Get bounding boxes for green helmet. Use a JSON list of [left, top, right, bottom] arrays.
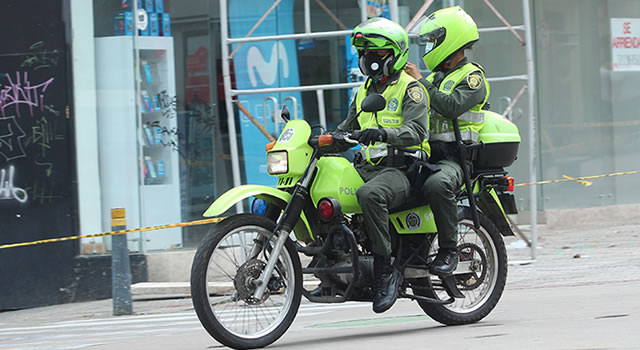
[[351, 17, 409, 78], [410, 6, 479, 71]]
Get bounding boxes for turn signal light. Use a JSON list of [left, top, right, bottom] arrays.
[[265, 141, 276, 152], [318, 135, 333, 147], [505, 176, 515, 192]]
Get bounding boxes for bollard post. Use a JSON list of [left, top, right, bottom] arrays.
[[111, 208, 133, 316]]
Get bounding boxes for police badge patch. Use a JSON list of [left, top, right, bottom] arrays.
[[467, 73, 482, 89], [387, 98, 399, 111], [408, 86, 424, 103], [443, 80, 455, 91]]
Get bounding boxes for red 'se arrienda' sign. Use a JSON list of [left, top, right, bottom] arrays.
[[611, 18, 640, 70]]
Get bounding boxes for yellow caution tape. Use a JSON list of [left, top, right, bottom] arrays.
[[515, 170, 640, 187], [561, 175, 592, 187], [0, 217, 224, 250], [3, 169, 639, 250]]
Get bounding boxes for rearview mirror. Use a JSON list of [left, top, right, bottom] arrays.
[[281, 105, 290, 122], [361, 93, 386, 113]]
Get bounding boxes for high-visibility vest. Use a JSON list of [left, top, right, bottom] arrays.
[[355, 71, 431, 165], [427, 62, 490, 143]]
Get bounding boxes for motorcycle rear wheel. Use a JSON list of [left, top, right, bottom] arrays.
[[190, 214, 302, 349], [416, 206, 508, 325]]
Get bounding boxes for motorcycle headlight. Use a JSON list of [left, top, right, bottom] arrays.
[[267, 151, 288, 174]]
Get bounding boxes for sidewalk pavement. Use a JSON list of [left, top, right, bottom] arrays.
[[3, 216, 640, 326]]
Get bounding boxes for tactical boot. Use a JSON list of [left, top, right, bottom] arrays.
[[372, 254, 402, 313], [429, 248, 459, 276]]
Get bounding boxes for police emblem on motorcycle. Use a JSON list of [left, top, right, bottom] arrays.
[[405, 212, 421, 230], [279, 128, 294, 143], [387, 98, 398, 111]]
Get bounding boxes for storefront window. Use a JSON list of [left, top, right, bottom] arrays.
[[533, 0, 640, 209], [93, 0, 232, 250], [89, 0, 640, 251]]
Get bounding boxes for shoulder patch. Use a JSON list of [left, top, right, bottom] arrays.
[[442, 80, 455, 91], [387, 98, 399, 111], [408, 86, 425, 103], [467, 73, 483, 89]]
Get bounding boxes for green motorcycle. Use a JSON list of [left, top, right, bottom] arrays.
[[190, 94, 521, 349]]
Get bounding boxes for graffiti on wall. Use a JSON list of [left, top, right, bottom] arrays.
[[0, 41, 68, 206]]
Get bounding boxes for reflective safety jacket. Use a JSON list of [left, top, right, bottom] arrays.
[[427, 62, 490, 143], [355, 71, 431, 165]]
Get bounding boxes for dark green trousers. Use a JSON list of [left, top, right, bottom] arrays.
[[356, 164, 411, 257], [421, 158, 464, 250]]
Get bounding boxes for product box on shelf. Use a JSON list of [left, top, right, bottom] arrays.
[[145, 0, 155, 12], [152, 95, 161, 110], [155, 0, 164, 13], [122, 0, 131, 8], [149, 13, 159, 36], [113, 11, 134, 36], [142, 60, 153, 83], [145, 156, 157, 178], [141, 91, 154, 112], [156, 160, 166, 177], [161, 13, 171, 36], [153, 127, 163, 144], [143, 124, 155, 145], [139, 23, 151, 36]]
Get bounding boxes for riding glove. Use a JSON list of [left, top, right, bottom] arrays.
[[358, 128, 387, 145]]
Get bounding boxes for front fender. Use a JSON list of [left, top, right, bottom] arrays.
[[203, 185, 314, 242]]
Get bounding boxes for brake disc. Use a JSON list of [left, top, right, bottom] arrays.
[[233, 259, 269, 305]]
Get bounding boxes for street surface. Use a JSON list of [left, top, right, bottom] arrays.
[[2, 218, 640, 349]]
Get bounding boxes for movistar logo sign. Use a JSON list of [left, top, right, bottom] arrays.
[[247, 42, 289, 87]]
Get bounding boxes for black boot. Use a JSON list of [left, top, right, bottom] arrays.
[[429, 248, 459, 276], [372, 254, 402, 313]]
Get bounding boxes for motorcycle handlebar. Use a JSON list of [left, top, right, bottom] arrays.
[[309, 132, 359, 147]]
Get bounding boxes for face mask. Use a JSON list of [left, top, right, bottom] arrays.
[[359, 51, 387, 80]]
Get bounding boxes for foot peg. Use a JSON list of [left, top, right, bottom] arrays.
[[441, 275, 464, 299]]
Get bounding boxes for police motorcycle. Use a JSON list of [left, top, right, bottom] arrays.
[[190, 93, 521, 349]]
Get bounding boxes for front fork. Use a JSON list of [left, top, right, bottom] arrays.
[[253, 155, 317, 300]]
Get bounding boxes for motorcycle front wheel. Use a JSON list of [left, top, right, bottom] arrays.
[[416, 206, 508, 325], [190, 214, 302, 349]]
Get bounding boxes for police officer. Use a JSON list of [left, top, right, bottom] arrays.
[[405, 6, 489, 276], [326, 17, 429, 313]]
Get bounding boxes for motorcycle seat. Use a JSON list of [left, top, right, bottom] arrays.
[[389, 167, 507, 214], [389, 195, 429, 214]]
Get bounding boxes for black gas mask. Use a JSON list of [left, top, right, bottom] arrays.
[[359, 51, 394, 82]]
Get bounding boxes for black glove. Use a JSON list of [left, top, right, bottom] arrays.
[[357, 128, 387, 145]]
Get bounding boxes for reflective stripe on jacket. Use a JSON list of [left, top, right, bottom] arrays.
[[427, 62, 489, 143], [355, 71, 431, 165]]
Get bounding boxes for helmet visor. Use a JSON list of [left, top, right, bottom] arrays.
[[351, 32, 394, 51], [409, 16, 446, 57]]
